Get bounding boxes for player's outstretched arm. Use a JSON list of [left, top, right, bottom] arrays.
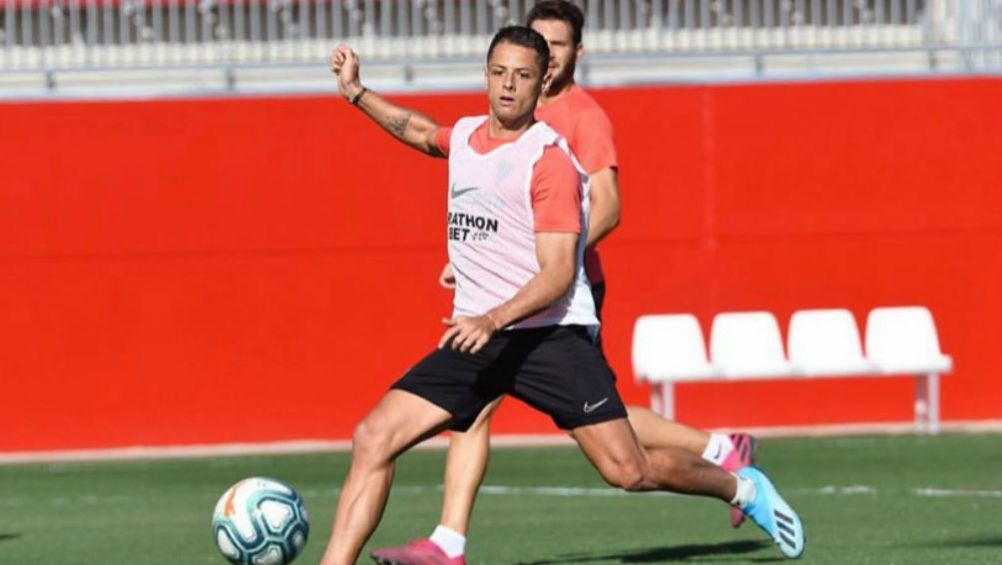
[[440, 232, 578, 354], [330, 45, 445, 158]]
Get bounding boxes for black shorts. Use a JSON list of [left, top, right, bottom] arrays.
[[392, 325, 627, 431]]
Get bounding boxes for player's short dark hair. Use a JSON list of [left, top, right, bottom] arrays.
[[527, 0, 585, 46], [486, 25, 550, 78]]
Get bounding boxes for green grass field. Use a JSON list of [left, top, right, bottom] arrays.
[[1, 433, 1000, 565]]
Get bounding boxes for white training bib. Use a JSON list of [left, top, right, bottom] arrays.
[[447, 115, 598, 330]]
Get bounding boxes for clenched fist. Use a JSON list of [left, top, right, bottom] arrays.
[[330, 45, 364, 102]]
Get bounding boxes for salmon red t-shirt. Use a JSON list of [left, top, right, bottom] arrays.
[[535, 85, 618, 175], [535, 85, 618, 283], [433, 121, 582, 234]]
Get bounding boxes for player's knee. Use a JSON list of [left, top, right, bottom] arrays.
[[598, 461, 647, 492], [351, 418, 393, 464], [620, 464, 649, 492]]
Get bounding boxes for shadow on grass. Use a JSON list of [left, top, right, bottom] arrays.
[[911, 534, 1002, 549], [0, 533, 21, 542], [510, 539, 775, 564]]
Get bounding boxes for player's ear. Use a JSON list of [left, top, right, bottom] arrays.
[[483, 65, 489, 89], [575, 41, 584, 62]]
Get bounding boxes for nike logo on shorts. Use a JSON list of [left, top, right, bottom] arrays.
[[583, 398, 609, 413]]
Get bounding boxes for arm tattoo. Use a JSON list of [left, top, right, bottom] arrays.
[[388, 112, 412, 137]]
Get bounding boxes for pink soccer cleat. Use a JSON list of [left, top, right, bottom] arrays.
[[371, 539, 467, 565], [722, 432, 758, 528]]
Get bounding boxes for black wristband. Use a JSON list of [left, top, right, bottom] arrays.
[[350, 87, 368, 106]]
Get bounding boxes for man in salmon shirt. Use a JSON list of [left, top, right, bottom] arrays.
[[325, 22, 804, 565], [373, 3, 760, 564]]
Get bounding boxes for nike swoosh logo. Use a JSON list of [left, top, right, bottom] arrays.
[[450, 184, 480, 199], [583, 398, 609, 413]]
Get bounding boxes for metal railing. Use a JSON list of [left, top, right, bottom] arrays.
[[1, 1, 1000, 73]]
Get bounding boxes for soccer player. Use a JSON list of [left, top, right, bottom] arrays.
[[322, 26, 804, 565], [374, 3, 757, 564]]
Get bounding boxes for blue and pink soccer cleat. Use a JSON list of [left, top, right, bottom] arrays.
[[736, 466, 806, 559]]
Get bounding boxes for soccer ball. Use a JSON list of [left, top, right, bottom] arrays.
[[212, 477, 310, 565]]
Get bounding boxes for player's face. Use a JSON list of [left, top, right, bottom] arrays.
[[485, 41, 544, 125], [530, 19, 582, 92]]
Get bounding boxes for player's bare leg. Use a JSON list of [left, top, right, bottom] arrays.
[[431, 401, 731, 546], [319, 390, 453, 565], [571, 417, 736, 497], [627, 405, 757, 527], [570, 418, 804, 559], [626, 405, 710, 452], [440, 397, 503, 535], [369, 398, 502, 564]]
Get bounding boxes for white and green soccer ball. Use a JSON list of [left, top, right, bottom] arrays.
[[212, 477, 309, 565]]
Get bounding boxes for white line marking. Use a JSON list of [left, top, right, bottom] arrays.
[[817, 485, 878, 495], [475, 485, 1002, 499], [3, 484, 1001, 507], [913, 487, 1002, 498]]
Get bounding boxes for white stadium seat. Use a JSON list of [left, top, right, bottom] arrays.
[[865, 306, 952, 434], [631, 305, 952, 434], [632, 314, 718, 419], [788, 309, 876, 376], [865, 306, 953, 374], [710, 311, 794, 378], [632, 314, 717, 382]]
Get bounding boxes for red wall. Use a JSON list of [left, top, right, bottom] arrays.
[[2, 77, 1000, 452]]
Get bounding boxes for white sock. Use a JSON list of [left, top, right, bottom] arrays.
[[701, 433, 735, 466], [429, 525, 466, 558], [730, 473, 758, 508]]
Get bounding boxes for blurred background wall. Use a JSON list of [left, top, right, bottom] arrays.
[[2, 75, 1000, 452]]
